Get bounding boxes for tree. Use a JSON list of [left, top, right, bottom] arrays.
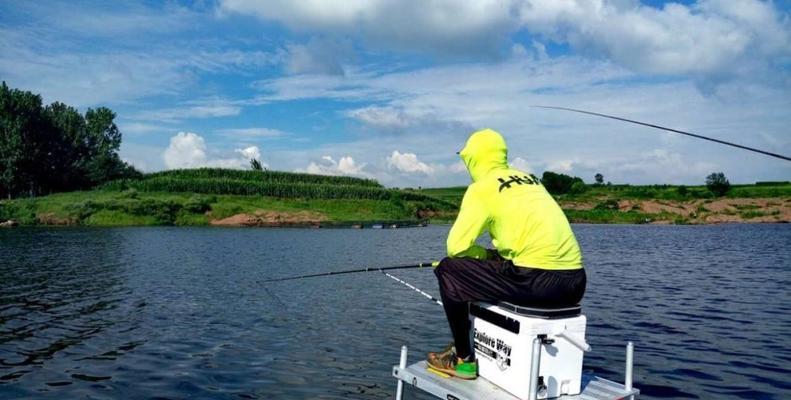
[[0, 82, 50, 197], [44, 102, 87, 191], [541, 171, 585, 195], [0, 82, 138, 198], [594, 173, 604, 185], [250, 158, 263, 171], [84, 107, 125, 186], [706, 172, 730, 196]]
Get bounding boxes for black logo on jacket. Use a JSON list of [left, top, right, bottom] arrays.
[[497, 174, 540, 192]]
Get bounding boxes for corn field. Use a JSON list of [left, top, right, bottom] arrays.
[[101, 177, 454, 206], [145, 168, 383, 188]]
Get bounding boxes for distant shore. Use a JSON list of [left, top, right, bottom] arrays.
[[559, 197, 789, 224], [1, 192, 788, 228], [2, 170, 789, 227]]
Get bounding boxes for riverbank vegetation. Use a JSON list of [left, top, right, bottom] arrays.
[[1, 83, 788, 227], [416, 180, 791, 225], [2, 171, 788, 227], [0, 168, 458, 227]]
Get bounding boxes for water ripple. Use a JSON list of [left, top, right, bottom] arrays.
[[0, 225, 789, 399]]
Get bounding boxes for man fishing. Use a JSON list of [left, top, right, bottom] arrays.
[[427, 128, 586, 379]]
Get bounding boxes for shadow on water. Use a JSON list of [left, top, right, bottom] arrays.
[[0, 224, 789, 399]]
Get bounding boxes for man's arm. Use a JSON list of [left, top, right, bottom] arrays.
[[446, 186, 489, 259]]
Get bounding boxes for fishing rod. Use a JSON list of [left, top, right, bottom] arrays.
[[381, 270, 443, 306], [260, 261, 438, 283], [531, 105, 791, 162]]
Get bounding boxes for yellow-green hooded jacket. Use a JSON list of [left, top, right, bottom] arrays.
[[447, 129, 582, 270]]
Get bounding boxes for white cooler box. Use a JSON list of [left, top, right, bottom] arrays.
[[469, 302, 587, 400]]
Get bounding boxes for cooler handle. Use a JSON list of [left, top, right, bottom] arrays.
[[556, 330, 591, 352]]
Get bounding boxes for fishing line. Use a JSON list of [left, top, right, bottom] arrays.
[[262, 285, 287, 308], [259, 261, 443, 307], [531, 105, 791, 162]]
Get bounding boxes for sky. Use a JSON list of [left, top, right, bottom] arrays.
[[1, 0, 789, 187]]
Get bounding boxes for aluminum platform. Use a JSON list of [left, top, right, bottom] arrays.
[[392, 348, 639, 400]]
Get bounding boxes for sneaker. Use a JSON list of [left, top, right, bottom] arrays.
[[426, 346, 478, 380], [431, 342, 455, 359]]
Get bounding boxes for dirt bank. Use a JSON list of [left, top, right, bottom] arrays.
[[559, 197, 790, 224], [209, 210, 328, 227]]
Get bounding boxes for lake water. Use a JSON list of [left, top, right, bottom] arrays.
[[1, 224, 789, 399]]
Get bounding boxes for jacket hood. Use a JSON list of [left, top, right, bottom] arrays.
[[459, 128, 509, 182]]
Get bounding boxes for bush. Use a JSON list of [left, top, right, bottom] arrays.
[[183, 195, 214, 213], [676, 186, 688, 196], [65, 200, 100, 221], [706, 172, 731, 197], [0, 201, 37, 224], [569, 181, 587, 194], [119, 188, 138, 199], [594, 199, 620, 210]]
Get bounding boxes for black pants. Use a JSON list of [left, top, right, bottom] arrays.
[[434, 257, 586, 359]]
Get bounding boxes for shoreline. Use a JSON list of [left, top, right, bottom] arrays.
[[2, 189, 788, 228], [2, 212, 787, 228], [1, 220, 788, 229]]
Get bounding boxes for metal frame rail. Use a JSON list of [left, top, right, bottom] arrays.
[[393, 343, 639, 400]]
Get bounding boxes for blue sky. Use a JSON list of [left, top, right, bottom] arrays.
[[1, 0, 789, 187]]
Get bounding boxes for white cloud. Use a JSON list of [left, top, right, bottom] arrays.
[[256, 52, 790, 186], [119, 122, 168, 136], [164, 132, 208, 169], [449, 161, 468, 174], [510, 157, 533, 173], [386, 151, 434, 174], [545, 160, 576, 174], [120, 142, 166, 172], [236, 146, 262, 162], [299, 155, 369, 177], [518, 0, 790, 86], [0, 3, 280, 108], [348, 106, 411, 129], [607, 149, 718, 184], [217, 127, 286, 138], [220, 0, 516, 57], [136, 101, 241, 123], [224, 0, 790, 87], [10, 2, 198, 37], [284, 37, 355, 75], [162, 132, 265, 170]]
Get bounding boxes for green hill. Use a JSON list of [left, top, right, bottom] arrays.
[[1, 170, 788, 227], [0, 168, 456, 227]]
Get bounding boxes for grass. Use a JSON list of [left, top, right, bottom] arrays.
[[413, 181, 789, 225], [2, 173, 788, 227], [0, 190, 450, 227], [416, 182, 791, 204], [412, 186, 466, 206], [740, 210, 767, 219], [84, 210, 160, 226]]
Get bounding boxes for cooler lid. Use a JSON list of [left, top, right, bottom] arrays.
[[496, 302, 582, 319]]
